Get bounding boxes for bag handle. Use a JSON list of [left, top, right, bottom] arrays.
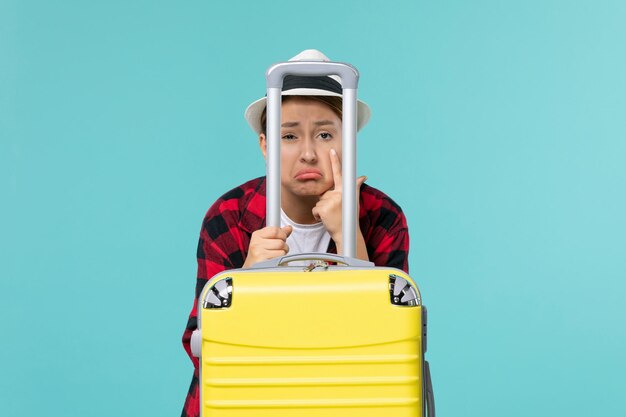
[[250, 252, 374, 269], [265, 61, 360, 258]]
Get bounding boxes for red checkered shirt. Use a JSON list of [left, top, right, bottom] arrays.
[[181, 176, 410, 417]]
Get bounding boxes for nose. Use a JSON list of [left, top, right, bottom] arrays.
[[299, 137, 317, 164]]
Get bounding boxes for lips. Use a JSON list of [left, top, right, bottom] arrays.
[[294, 169, 323, 181]]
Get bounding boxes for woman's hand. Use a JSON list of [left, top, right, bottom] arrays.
[[312, 149, 367, 249], [242, 225, 293, 268]]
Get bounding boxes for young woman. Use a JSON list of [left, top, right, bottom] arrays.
[[180, 50, 410, 417]]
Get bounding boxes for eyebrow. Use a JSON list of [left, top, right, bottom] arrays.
[[280, 120, 337, 128], [314, 120, 337, 127]]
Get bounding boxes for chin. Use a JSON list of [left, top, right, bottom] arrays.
[[295, 187, 324, 197]]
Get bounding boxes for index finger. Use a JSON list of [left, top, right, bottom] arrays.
[[330, 148, 342, 191]]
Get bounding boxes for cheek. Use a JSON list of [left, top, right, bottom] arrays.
[[319, 157, 334, 181], [280, 149, 299, 173]]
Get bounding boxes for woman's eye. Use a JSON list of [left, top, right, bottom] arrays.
[[319, 132, 333, 140], [282, 134, 297, 140]]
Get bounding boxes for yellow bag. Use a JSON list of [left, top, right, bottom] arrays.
[[191, 259, 434, 417]]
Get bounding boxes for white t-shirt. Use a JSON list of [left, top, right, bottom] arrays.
[[280, 209, 331, 264]]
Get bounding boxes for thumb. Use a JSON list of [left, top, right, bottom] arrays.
[[357, 176, 367, 203], [282, 225, 293, 237]]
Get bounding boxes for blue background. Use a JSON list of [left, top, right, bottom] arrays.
[[2, 1, 625, 416]]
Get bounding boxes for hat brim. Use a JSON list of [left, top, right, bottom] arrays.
[[244, 88, 371, 135]]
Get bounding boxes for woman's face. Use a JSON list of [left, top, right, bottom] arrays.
[[260, 97, 342, 199]]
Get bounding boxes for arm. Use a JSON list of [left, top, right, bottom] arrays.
[[181, 203, 248, 368], [180, 197, 250, 417], [333, 225, 369, 261], [370, 221, 409, 272], [361, 186, 410, 273]]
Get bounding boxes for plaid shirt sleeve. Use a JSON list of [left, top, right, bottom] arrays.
[[180, 179, 264, 417], [359, 184, 410, 273]]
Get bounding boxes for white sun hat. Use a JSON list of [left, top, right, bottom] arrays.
[[244, 49, 372, 135]]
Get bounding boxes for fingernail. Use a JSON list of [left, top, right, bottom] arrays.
[[330, 149, 336, 156]]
